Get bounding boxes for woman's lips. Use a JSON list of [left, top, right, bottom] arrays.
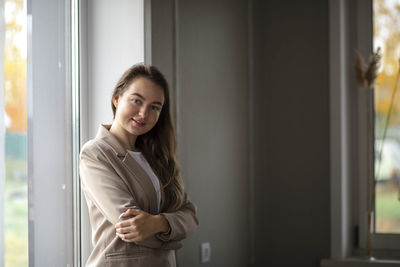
[[132, 118, 145, 127]]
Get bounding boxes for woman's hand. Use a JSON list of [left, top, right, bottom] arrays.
[[115, 208, 170, 243]]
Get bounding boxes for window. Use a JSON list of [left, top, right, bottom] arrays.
[[2, 0, 146, 265], [2, 0, 79, 265], [328, 0, 400, 262], [1, 0, 28, 266]]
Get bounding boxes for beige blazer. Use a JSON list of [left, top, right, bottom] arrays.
[[80, 125, 198, 267]]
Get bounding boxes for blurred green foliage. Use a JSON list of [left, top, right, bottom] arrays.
[[376, 184, 400, 233], [5, 158, 28, 267]]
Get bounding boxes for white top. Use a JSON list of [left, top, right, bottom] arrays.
[[127, 150, 161, 213]]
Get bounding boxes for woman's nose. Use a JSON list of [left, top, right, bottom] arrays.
[[138, 106, 149, 119]]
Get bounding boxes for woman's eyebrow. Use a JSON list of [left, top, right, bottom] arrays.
[[131, 93, 163, 106], [131, 93, 145, 99]]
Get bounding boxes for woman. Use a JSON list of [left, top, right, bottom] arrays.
[[80, 64, 198, 267]]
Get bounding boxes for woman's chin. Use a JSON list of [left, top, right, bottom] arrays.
[[127, 126, 147, 136]]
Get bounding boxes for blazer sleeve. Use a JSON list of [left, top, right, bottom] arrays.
[[80, 142, 136, 226], [156, 193, 199, 242], [79, 141, 181, 249], [79, 143, 136, 224]]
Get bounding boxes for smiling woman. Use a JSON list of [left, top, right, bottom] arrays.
[[110, 76, 165, 148], [79, 64, 198, 267]]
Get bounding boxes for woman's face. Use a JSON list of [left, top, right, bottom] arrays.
[[113, 76, 165, 137]]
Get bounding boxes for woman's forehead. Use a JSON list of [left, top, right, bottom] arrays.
[[126, 77, 164, 102]]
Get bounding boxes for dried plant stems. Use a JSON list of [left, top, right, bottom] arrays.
[[354, 50, 368, 88], [353, 48, 382, 259], [366, 89, 374, 259], [354, 48, 382, 89], [365, 48, 382, 89]]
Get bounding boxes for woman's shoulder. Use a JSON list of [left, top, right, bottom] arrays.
[[80, 137, 115, 158]]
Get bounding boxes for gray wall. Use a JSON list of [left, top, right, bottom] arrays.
[[176, 0, 250, 266], [152, 0, 331, 266], [252, 0, 330, 266], [152, 0, 250, 266]]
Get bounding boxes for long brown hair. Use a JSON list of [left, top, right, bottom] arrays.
[[111, 64, 184, 212]]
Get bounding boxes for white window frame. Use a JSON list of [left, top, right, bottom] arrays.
[[329, 0, 400, 261], [28, 0, 75, 266]]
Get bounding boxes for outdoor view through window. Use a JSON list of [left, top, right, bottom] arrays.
[[374, 0, 400, 233], [2, 0, 28, 265]]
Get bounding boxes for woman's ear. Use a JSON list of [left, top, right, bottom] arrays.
[[113, 95, 119, 109]]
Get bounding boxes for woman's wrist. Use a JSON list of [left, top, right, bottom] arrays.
[[154, 214, 170, 233]]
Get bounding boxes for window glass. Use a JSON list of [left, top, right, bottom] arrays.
[[373, 0, 400, 234], [3, 0, 28, 265]]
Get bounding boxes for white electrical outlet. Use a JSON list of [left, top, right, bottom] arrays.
[[200, 242, 211, 263]]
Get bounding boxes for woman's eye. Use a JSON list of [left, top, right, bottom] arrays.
[[151, 106, 160, 111], [132, 99, 141, 104]]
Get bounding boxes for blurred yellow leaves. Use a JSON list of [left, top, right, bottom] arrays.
[[4, 0, 26, 132]]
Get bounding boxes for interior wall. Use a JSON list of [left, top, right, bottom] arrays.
[[151, 0, 331, 266], [85, 0, 144, 139], [252, 0, 330, 266], [151, 0, 251, 266], [177, 0, 250, 266]]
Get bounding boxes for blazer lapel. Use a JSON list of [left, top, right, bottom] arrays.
[[95, 124, 159, 214], [122, 153, 159, 214]]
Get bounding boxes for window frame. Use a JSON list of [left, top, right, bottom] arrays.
[[329, 0, 400, 260], [71, 0, 81, 265], [27, 0, 75, 265]]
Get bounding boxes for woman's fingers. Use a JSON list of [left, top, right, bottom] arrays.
[[115, 209, 156, 242], [116, 232, 139, 242], [115, 218, 135, 229], [115, 208, 147, 229], [116, 225, 134, 234], [119, 207, 141, 219]]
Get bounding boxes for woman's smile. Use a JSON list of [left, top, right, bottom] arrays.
[[132, 118, 146, 127]]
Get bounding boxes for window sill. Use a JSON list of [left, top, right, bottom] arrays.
[[321, 258, 400, 267]]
